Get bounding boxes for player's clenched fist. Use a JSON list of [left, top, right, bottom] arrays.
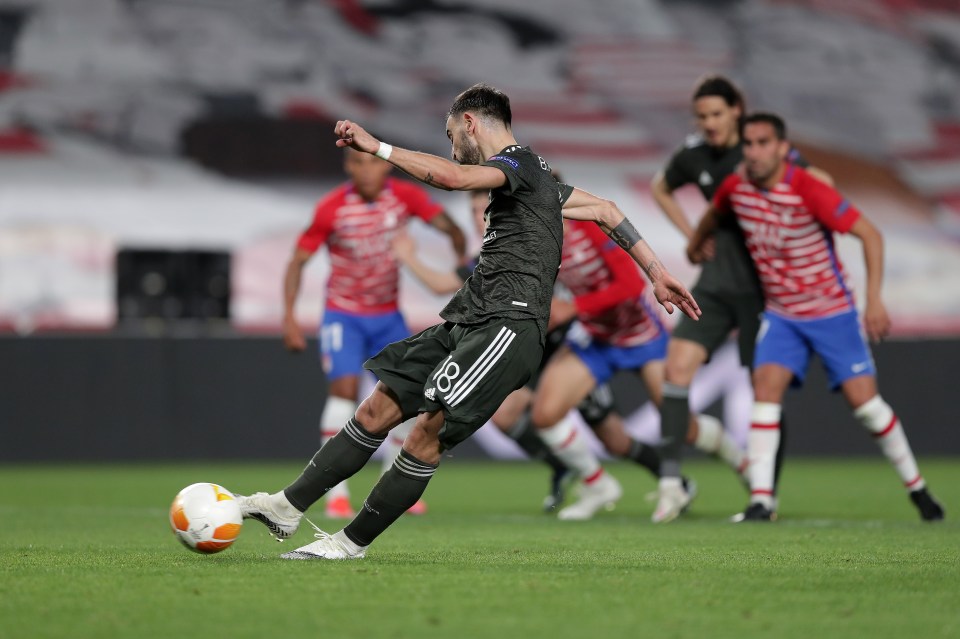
[[334, 120, 380, 155]]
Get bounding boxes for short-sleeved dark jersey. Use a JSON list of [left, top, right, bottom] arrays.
[[440, 145, 572, 342], [662, 135, 808, 296]]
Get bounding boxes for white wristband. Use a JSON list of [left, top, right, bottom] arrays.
[[375, 142, 393, 161]]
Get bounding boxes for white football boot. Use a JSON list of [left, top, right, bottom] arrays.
[[557, 472, 623, 521], [281, 529, 366, 560], [651, 478, 693, 524], [236, 492, 302, 540]]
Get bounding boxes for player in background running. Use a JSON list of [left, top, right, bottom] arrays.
[[688, 112, 944, 522]]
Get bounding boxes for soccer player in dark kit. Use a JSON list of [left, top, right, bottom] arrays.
[[236, 83, 700, 559]]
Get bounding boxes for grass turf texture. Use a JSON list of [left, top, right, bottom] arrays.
[[1, 459, 957, 639]]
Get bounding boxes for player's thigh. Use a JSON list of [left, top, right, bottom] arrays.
[[320, 311, 367, 382], [491, 387, 533, 431], [753, 313, 811, 387], [664, 337, 709, 386], [532, 347, 598, 427], [364, 322, 456, 420], [752, 364, 794, 403], [423, 319, 543, 451]]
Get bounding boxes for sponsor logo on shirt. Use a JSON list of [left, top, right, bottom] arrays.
[[489, 155, 520, 170], [482, 230, 497, 244], [423, 387, 436, 400], [699, 170, 713, 187]]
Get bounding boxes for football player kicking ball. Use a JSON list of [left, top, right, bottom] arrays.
[[236, 83, 700, 559], [282, 146, 466, 519], [688, 112, 944, 522]]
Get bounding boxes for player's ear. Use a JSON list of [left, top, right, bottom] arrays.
[[463, 112, 477, 135], [777, 139, 790, 160]]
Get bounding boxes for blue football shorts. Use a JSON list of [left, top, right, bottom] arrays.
[[754, 309, 876, 390], [319, 309, 410, 381]]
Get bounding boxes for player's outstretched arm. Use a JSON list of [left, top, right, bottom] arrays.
[[334, 120, 506, 192], [848, 216, 890, 342], [562, 188, 701, 320]]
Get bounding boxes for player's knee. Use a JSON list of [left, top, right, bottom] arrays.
[[664, 355, 697, 386], [530, 403, 562, 431], [853, 395, 893, 434]]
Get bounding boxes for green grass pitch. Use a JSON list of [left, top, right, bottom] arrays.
[[1, 459, 957, 639]]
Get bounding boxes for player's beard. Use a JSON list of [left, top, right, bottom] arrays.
[[455, 131, 483, 166]]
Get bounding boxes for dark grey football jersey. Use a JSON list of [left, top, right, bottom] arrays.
[[663, 136, 809, 296], [440, 146, 572, 342]]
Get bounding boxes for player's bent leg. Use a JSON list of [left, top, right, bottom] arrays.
[[531, 353, 622, 520], [281, 411, 444, 561], [844, 378, 945, 521], [237, 382, 406, 540], [382, 419, 428, 515], [531, 352, 597, 474]]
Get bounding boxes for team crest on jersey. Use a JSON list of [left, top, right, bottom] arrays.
[[699, 170, 713, 187]]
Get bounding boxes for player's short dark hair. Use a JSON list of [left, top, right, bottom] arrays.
[[692, 75, 745, 110], [448, 83, 512, 127], [744, 112, 787, 140]]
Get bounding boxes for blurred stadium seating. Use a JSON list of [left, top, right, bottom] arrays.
[[0, 0, 958, 334]]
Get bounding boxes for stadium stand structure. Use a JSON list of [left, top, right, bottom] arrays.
[[0, 0, 958, 333]]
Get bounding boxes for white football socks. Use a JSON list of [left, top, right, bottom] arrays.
[[854, 395, 924, 491], [538, 415, 602, 480], [748, 402, 781, 509]]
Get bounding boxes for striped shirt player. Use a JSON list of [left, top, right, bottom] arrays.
[[691, 112, 943, 522], [557, 219, 666, 380], [297, 177, 444, 380]]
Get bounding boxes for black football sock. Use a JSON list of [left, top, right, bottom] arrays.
[[509, 412, 568, 474], [343, 448, 437, 547], [624, 438, 662, 479], [659, 382, 690, 478], [284, 418, 385, 512]]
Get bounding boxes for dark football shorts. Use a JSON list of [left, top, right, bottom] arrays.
[[365, 317, 543, 450], [671, 286, 765, 367]]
